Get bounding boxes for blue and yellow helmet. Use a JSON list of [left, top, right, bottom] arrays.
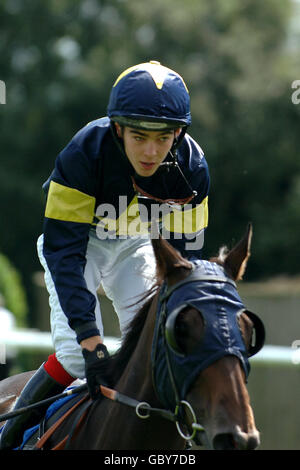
[[107, 61, 191, 131]]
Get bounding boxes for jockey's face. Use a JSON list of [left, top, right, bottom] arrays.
[[115, 123, 181, 177]]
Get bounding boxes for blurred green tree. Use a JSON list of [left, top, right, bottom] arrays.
[[0, 0, 299, 324], [0, 252, 28, 326]]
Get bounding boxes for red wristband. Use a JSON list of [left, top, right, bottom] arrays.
[[44, 353, 75, 387]]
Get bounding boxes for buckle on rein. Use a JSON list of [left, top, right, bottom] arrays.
[[135, 399, 205, 443]]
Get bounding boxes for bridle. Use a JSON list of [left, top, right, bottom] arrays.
[[96, 269, 210, 444], [97, 266, 264, 447], [150, 264, 264, 445], [0, 266, 264, 449], [150, 266, 239, 445]]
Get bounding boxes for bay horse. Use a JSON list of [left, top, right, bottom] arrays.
[[0, 224, 265, 450]]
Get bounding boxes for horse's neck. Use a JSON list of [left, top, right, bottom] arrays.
[[72, 292, 184, 449], [116, 295, 159, 403]]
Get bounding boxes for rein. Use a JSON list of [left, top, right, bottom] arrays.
[[92, 267, 236, 445], [99, 385, 177, 423], [0, 270, 241, 448], [94, 384, 205, 445], [0, 384, 88, 422]]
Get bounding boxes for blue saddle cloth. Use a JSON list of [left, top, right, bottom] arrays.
[[0, 387, 80, 450]]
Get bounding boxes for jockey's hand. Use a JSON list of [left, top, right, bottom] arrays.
[[82, 343, 111, 400]]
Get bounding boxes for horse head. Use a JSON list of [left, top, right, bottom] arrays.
[[151, 223, 265, 450]]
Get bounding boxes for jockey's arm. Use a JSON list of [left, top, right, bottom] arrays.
[[80, 335, 102, 351]]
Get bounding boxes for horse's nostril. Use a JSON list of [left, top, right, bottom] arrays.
[[245, 433, 260, 450], [234, 430, 260, 450], [213, 431, 260, 450], [213, 433, 236, 450]]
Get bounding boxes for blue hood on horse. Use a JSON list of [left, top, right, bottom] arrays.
[[151, 260, 252, 411]]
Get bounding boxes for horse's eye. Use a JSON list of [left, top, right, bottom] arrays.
[[175, 308, 205, 355], [175, 321, 188, 335]]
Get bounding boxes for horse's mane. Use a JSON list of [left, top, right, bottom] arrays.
[[107, 237, 196, 386], [106, 238, 229, 387], [108, 282, 161, 386]]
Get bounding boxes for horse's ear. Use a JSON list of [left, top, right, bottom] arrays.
[[224, 223, 253, 281], [151, 228, 192, 282]]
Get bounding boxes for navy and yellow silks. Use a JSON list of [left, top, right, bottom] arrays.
[[42, 117, 209, 332], [151, 261, 251, 411], [45, 181, 96, 224]]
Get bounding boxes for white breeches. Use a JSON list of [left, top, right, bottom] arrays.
[[37, 231, 156, 379]]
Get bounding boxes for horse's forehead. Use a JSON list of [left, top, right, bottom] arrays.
[[193, 259, 227, 277], [166, 260, 244, 315], [152, 261, 250, 410]]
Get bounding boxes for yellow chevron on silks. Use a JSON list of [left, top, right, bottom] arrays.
[[162, 196, 208, 234], [113, 61, 189, 92], [95, 196, 150, 237], [95, 195, 208, 238], [45, 181, 96, 224], [117, 196, 150, 236]]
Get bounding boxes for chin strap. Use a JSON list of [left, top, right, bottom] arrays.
[[160, 148, 198, 200], [131, 176, 196, 205], [110, 121, 124, 153]]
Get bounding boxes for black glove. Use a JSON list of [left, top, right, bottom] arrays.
[[82, 343, 111, 400]]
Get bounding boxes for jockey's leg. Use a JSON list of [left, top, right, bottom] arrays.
[[100, 236, 156, 336], [1, 233, 156, 449], [0, 233, 105, 450], [0, 355, 74, 450], [37, 233, 104, 380]]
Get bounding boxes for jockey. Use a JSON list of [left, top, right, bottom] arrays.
[[0, 61, 210, 449]]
